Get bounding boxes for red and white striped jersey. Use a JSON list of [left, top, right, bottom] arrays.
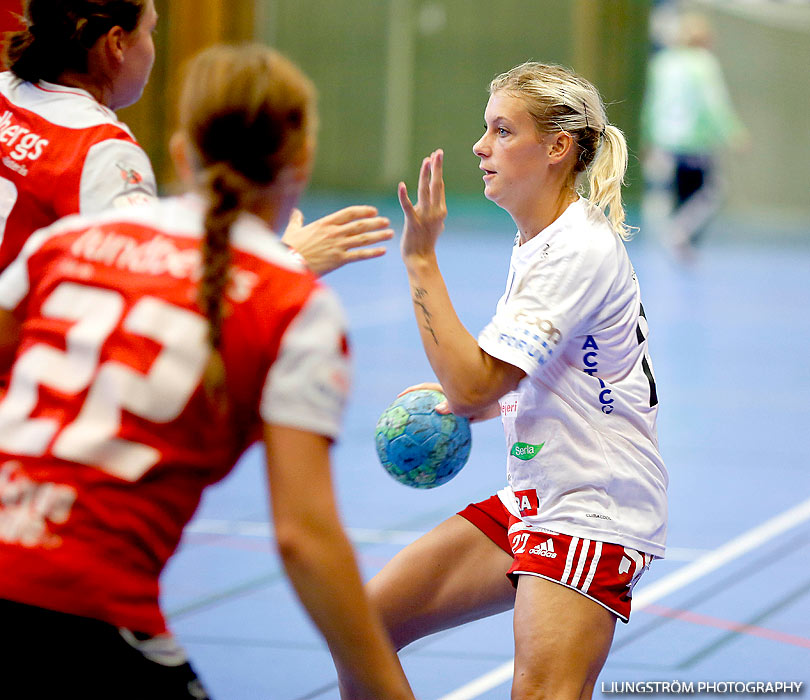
[[0, 72, 157, 270], [0, 195, 351, 634]]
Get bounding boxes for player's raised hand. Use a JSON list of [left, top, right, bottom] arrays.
[[281, 205, 394, 276], [398, 149, 447, 259]]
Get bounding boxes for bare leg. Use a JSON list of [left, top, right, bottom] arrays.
[[338, 515, 515, 699], [369, 514, 516, 649], [511, 575, 616, 700]]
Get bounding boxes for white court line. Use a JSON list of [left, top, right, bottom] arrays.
[[186, 520, 427, 546], [185, 520, 707, 560], [435, 496, 810, 700]]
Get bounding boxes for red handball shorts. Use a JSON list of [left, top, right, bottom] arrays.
[[458, 495, 654, 622]]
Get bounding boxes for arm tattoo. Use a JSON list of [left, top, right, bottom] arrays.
[[412, 286, 439, 345]]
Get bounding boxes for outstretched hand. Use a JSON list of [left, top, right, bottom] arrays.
[[282, 206, 394, 276], [398, 149, 447, 259]]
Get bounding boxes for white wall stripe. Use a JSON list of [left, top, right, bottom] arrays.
[[435, 496, 810, 700]]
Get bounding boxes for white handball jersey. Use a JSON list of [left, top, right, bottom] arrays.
[[0, 72, 157, 270], [478, 198, 667, 558]]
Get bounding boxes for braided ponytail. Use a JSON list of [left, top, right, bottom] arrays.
[[177, 44, 316, 402], [196, 164, 250, 404]]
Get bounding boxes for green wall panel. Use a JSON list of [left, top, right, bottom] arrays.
[[267, 1, 390, 191], [410, 1, 574, 193], [264, 0, 650, 200]]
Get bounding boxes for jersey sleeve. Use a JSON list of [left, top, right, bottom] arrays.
[[79, 139, 158, 214], [477, 243, 604, 379], [259, 286, 351, 440], [0, 224, 56, 313]]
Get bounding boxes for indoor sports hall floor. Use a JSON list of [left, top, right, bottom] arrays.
[[162, 195, 810, 699]]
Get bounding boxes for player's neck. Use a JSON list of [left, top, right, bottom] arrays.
[[245, 165, 308, 233], [53, 71, 110, 107], [243, 186, 295, 234], [512, 187, 578, 245]]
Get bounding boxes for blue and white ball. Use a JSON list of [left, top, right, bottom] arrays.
[[374, 389, 471, 489]]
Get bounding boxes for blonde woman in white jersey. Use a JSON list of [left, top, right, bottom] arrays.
[[340, 63, 668, 699]]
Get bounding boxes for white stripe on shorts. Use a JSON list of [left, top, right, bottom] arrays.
[[569, 538, 591, 588], [581, 540, 602, 593], [561, 536, 579, 584]]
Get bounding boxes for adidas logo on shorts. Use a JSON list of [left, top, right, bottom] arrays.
[[529, 538, 558, 558]]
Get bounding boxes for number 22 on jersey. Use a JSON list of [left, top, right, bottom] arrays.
[[0, 281, 210, 481]]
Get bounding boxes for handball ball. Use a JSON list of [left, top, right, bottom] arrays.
[[375, 389, 471, 489]]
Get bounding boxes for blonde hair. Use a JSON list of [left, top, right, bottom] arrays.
[[489, 62, 632, 239], [178, 43, 316, 400]]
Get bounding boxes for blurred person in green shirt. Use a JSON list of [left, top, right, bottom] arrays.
[[641, 12, 747, 260]]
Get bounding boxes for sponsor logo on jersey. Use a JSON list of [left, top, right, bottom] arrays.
[[2, 155, 28, 176], [514, 488, 539, 517], [581, 335, 614, 414], [0, 460, 77, 547], [529, 538, 557, 558], [116, 161, 144, 185], [509, 441, 544, 461], [0, 110, 49, 163], [513, 311, 562, 345], [70, 227, 259, 302], [497, 312, 561, 366], [112, 191, 154, 208], [500, 398, 518, 416], [497, 330, 553, 364]]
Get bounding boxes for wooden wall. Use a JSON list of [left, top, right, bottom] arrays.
[[118, 0, 257, 192]]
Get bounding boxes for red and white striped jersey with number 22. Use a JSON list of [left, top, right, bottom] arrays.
[[0, 194, 351, 635]]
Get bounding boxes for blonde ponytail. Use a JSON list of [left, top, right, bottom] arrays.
[[588, 124, 632, 239]]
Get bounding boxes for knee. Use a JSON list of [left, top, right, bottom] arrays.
[[511, 672, 591, 700], [365, 576, 411, 651]]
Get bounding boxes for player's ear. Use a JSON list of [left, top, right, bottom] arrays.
[[83, 24, 126, 88], [547, 131, 574, 164], [169, 131, 196, 185], [99, 24, 128, 66]]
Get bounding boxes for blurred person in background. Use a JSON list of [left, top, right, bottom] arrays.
[[641, 11, 747, 261], [0, 0, 392, 274]]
